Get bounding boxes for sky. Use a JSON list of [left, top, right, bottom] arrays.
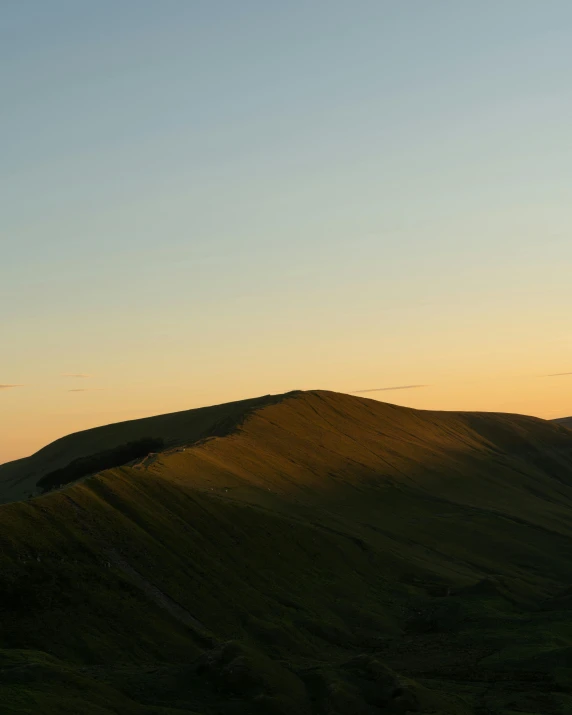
[[2, 0, 572, 463]]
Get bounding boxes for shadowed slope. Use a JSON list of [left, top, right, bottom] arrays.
[[2, 391, 572, 713]]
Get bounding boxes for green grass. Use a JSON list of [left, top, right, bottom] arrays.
[[1, 390, 572, 713]]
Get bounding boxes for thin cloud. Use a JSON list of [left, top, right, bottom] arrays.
[[68, 388, 104, 393], [0, 384, 24, 390], [544, 372, 572, 377], [353, 385, 428, 393], [62, 373, 92, 378]]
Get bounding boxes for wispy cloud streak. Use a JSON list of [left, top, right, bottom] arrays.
[[353, 385, 428, 393], [68, 388, 104, 392]]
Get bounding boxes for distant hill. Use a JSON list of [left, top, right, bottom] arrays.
[[554, 415, 572, 430], [2, 390, 572, 714]]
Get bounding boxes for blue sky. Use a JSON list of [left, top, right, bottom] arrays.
[[2, 1, 572, 461]]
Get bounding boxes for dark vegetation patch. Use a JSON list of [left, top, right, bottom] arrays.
[[37, 438, 165, 492]]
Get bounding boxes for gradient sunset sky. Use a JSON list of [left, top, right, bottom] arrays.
[[2, 1, 572, 464]]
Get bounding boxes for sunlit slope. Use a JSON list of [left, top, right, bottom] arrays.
[[2, 391, 572, 713], [0, 392, 286, 503]]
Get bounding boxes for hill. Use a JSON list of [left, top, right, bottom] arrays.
[[0, 392, 284, 504], [554, 416, 572, 430], [2, 390, 572, 714]]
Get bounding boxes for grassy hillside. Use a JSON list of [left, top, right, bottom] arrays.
[[1, 391, 572, 714], [0, 392, 284, 504]]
